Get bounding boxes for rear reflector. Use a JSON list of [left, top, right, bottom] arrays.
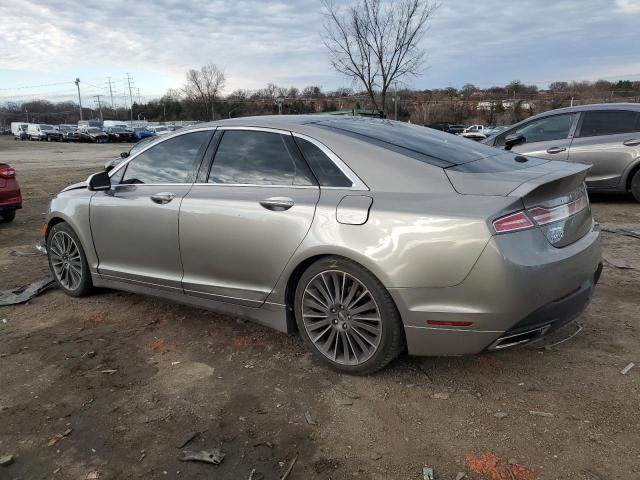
[[528, 195, 589, 226], [492, 211, 534, 233], [0, 166, 16, 179], [427, 320, 473, 327]]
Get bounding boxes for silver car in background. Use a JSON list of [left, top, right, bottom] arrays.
[[483, 103, 640, 201], [42, 116, 602, 374]]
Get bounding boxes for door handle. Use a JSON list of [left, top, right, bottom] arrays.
[[546, 147, 566, 154], [150, 192, 175, 204], [259, 197, 294, 211], [623, 139, 640, 147]]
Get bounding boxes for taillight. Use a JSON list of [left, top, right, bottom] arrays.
[[492, 211, 534, 233], [528, 195, 589, 226], [0, 165, 16, 179]]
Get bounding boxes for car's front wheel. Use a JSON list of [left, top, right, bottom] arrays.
[[0, 209, 16, 222], [294, 256, 404, 375], [47, 222, 93, 297], [630, 169, 640, 203]]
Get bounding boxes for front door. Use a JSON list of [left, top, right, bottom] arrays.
[[90, 129, 212, 290], [179, 128, 320, 306]]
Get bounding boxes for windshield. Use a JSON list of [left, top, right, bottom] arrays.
[[314, 117, 502, 167], [87, 128, 102, 133], [40, 125, 54, 130], [154, 127, 168, 132], [110, 127, 125, 133]]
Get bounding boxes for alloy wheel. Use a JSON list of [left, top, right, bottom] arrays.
[[301, 270, 382, 366], [49, 231, 83, 291]]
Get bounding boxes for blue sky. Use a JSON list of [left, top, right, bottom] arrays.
[[1, 0, 639, 105]]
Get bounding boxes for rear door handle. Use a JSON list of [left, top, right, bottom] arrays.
[[623, 139, 640, 147], [150, 192, 175, 204], [259, 197, 294, 211], [546, 147, 566, 154]]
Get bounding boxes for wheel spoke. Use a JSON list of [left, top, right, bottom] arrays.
[[305, 288, 329, 309], [350, 300, 376, 316], [320, 274, 335, 303], [49, 231, 83, 291]]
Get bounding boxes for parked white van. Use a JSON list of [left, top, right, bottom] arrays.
[[27, 124, 62, 141], [11, 122, 29, 140]]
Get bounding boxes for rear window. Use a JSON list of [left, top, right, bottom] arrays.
[[313, 118, 501, 166], [578, 110, 640, 137]]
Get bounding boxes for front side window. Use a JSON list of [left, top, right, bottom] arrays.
[[120, 131, 210, 184], [578, 110, 640, 137], [208, 130, 314, 186], [496, 114, 577, 146], [294, 137, 353, 187]]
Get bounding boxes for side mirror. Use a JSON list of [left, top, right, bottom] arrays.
[[504, 133, 525, 150], [87, 171, 111, 191], [120, 151, 129, 158]]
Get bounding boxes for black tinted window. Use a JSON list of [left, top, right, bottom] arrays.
[[209, 130, 311, 185], [315, 118, 502, 166], [121, 131, 210, 184], [294, 137, 353, 187], [579, 110, 640, 137]]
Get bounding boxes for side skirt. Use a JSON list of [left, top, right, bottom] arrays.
[[92, 276, 290, 333]]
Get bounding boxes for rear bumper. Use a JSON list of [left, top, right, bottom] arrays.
[[391, 222, 602, 356], [0, 183, 22, 210]]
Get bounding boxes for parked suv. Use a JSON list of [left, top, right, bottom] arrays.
[[483, 103, 640, 201]]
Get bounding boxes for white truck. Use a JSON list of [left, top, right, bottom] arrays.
[[27, 124, 62, 141], [11, 122, 29, 140]]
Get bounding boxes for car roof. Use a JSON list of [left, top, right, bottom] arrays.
[[532, 102, 640, 118]]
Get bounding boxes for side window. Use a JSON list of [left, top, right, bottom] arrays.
[[578, 110, 640, 137], [294, 137, 353, 188], [515, 114, 577, 144], [208, 130, 314, 186], [121, 131, 210, 184]]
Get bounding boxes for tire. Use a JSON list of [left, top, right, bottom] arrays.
[[1, 209, 16, 222], [631, 169, 640, 203], [294, 256, 404, 375], [47, 222, 93, 297]]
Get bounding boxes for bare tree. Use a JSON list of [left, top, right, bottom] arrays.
[[322, 0, 437, 113], [182, 63, 226, 120]]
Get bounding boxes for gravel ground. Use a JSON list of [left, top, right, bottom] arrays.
[[1, 136, 639, 480]]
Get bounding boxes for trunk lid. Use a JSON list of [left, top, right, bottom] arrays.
[[445, 153, 593, 247]]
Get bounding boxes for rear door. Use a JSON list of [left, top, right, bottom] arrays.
[[90, 129, 212, 289], [493, 113, 579, 160], [179, 128, 320, 306], [569, 109, 640, 189]]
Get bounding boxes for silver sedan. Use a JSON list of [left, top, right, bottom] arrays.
[[42, 116, 602, 374]]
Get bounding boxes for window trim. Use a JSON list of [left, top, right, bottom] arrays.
[[575, 109, 640, 138], [108, 127, 216, 184], [193, 126, 368, 191]]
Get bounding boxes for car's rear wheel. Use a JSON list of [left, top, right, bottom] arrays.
[[630, 169, 640, 203], [294, 256, 404, 374], [1, 209, 16, 222], [47, 222, 93, 297]]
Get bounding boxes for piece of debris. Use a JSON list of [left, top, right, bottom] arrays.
[[337, 399, 353, 406], [370, 452, 382, 460], [465, 453, 534, 480], [176, 431, 200, 449], [422, 466, 434, 480], [248, 468, 264, 480], [0, 454, 14, 466], [280, 453, 298, 480], [86, 472, 99, 480], [493, 412, 508, 419], [529, 410, 554, 418], [178, 449, 225, 465], [455, 472, 466, 480], [433, 392, 451, 400], [0, 277, 56, 306], [48, 428, 73, 446], [603, 255, 634, 269], [621, 362, 635, 375], [53, 467, 61, 474], [304, 410, 317, 426], [337, 388, 360, 399], [100, 369, 118, 374]]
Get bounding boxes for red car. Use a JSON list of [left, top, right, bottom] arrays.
[[0, 163, 22, 222]]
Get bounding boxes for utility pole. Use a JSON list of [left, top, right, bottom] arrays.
[[137, 88, 141, 104], [107, 77, 115, 109], [74, 78, 83, 121], [94, 95, 104, 121], [126, 73, 134, 121], [393, 82, 398, 120]]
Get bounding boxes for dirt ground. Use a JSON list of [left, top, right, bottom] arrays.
[[1, 135, 639, 480]]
